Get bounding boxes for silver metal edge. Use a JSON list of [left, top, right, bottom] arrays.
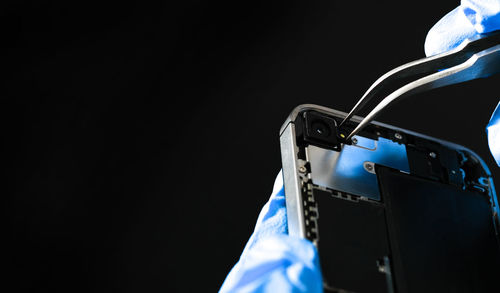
[[279, 104, 498, 230], [280, 121, 306, 238], [280, 104, 493, 177]]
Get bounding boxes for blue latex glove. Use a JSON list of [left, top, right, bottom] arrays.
[[425, 0, 500, 165], [219, 171, 323, 292], [487, 102, 500, 166], [424, 0, 500, 56]]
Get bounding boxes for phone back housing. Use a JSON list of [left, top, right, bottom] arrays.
[[280, 104, 500, 292]]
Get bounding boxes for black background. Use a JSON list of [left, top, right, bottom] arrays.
[[4, 1, 500, 292]]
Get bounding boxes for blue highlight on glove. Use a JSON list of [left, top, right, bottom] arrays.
[[425, 0, 500, 56], [487, 102, 500, 166], [424, 6, 478, 57], [462, 0, 500, 34], [219, 171, 323, 293]]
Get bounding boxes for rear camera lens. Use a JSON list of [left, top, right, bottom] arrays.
[[311, 121, 330, 137]]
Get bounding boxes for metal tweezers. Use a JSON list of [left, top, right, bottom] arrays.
[[340, 30, 500, 141]]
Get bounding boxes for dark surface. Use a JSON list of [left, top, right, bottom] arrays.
[[379, 167, 500, 293], [4, 1, 500, 292], [315, 189, 389, 292]]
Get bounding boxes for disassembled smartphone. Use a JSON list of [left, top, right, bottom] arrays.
[[280, 104, 500, 293]]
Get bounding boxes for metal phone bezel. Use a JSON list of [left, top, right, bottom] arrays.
[[279, 104, 499, 238]]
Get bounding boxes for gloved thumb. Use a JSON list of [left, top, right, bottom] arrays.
[[220, 235, 322, 293], [487, 101, 500, 166]]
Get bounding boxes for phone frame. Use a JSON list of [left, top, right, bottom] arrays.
[[280, 103, 499, 243]]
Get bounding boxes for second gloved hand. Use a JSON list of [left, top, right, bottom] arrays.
[[219, 171, 323, 293], [425, 0, 500, 56], [425, 0, 500, 166]]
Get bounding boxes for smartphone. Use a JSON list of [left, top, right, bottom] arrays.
[[280, 104, 500, 292]]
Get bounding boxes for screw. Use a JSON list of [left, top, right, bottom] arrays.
[[351, 137, 358, 145], [363, 162, 375, 173], [394, 133, 403, 140], [298, 166, 307, 173], [429, 152, 437, 159]]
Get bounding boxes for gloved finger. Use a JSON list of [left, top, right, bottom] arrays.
[[240, 170, 287, 258], [462, 0, 500, 34], [424, 6, 477, 56], [425, 1, 500, 57], [487, 101, 500, 166], [219, 234, 323, 293]]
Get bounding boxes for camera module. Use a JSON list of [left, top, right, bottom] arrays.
[[303, 111, 339, 148]]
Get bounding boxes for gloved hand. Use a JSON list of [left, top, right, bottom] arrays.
[[488, 103, 500, 165], [424, 0, 500, 56], [219, 171, 323, 292], [425, 0, 500, 165]]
